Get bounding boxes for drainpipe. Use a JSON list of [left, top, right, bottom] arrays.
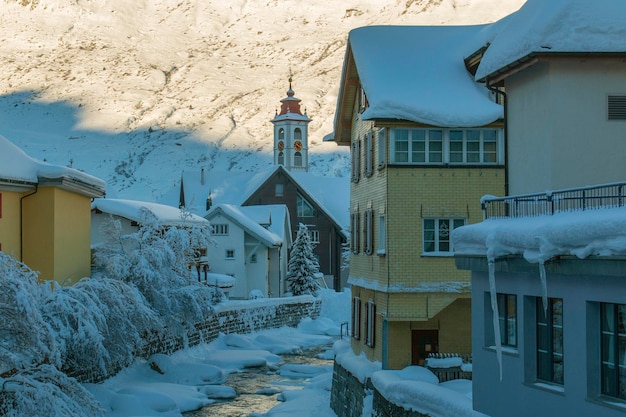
[[20, 186, 39, 262], [486, 81, 509, 196]]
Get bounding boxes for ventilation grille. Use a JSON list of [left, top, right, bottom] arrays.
[[608, 95, 626, 120]]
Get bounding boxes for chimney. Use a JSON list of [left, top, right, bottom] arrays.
[[206, 190, 212, 211], [201, 168, 205, 185]]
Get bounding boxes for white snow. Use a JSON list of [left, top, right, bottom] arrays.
[[0, 134, 105, 192], [349, 25, 502, 127], [452, 206, 626, 262], [207, 203, 283, 246], [476, 0, 626, 81], [0, 0, 524, 203], [92, 198, 209, 227]]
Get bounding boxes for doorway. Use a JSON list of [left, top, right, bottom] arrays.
[[411, 330, 439, 366]]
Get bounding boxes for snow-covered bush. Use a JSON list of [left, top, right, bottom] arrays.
[[286, 223, 321, 296], [0, 253, 57, 374], [0, 364, 105, 417], [249, 289, 264, 300], [93, 208, 216, 337]]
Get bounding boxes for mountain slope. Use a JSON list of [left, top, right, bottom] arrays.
[[0, 0, 525, 201]]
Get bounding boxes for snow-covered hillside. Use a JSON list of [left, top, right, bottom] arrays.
[[0, 0, 525, 202]]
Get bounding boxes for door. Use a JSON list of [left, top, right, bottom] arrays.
[[411, 330, 439, 366]]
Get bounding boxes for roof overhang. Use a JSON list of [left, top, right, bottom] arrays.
[[479, 51, 626, 86], [40, 176, 106, 198], [0, 178, 37, 192]]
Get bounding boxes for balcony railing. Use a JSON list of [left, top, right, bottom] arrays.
[[482, 182, 626, 219]]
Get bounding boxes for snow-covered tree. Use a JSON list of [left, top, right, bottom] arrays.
[[286, 223, 320, 296], [93, 208, 215, 337], [0, 364, 105, 417], [0, 253, 58, 374]]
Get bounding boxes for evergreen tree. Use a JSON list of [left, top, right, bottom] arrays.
[[286, 223, 320, 296]]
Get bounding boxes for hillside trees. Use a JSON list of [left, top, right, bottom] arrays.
[[286, 223, 320, 296]]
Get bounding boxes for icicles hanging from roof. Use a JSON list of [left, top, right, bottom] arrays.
[[488, 259, 503, 382]]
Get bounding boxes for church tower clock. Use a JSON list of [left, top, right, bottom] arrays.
[[271, 76, 311, 172]]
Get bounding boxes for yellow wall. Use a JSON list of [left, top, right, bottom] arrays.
[[0, 191, 25, 259], [23, 186, 92, 285]]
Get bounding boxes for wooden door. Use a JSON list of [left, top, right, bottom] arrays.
[[411, 330, 439, 366]]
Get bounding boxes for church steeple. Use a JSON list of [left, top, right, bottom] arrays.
[[270, 74, 311, 172]]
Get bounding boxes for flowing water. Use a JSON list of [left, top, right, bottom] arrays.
[[184, 344, 334, 417]]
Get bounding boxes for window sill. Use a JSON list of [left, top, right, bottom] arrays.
[[589, 395, 626, 412], [484, 345, 519, 357], [526, 381, 565, 395], [376, 250, 386, 256], [421, 252, 454, 257]]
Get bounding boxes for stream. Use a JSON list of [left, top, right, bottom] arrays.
[[184, 344, 334, 417]]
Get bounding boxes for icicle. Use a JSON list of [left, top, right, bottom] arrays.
[[539, 261, 548, 315], [488, 259, 503, 381]]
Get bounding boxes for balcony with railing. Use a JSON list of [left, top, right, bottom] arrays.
[[482, 182, 626, 220]]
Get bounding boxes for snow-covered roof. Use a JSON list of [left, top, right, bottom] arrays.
[[476, 0, 626, 82], [452, 206, 626, 264], [348, 25, 502, 127], [92, 198, 209, 227], [237, 204, 292, 248], [206, 203, 283, 247], [0, 135, 106, 196], [158, 166, 349, 233]]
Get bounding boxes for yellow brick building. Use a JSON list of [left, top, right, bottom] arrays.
[[331, 25, 506, 369], [0, 136, 105, 285]]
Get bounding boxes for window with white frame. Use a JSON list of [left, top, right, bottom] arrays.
[[390, 128, 501, 165], [537, 297, 564, 385], [364, 130, 374, 177], [225, 249, 235, 259], [601, 302, 626, 399], [377, 214, 386, 255], [351, 296, 361, 339], [308, 230, 320, 243], [351, 139, 361, 183], [377, 128, 386, 168], [364, 208, 373, 255], [365, 300, 376, 347], [422, 218, 465, 254], [277, 152, 284, 165], [297, 194, 314, 217], [212, 224, 229, 235], [351, 211, 360, 254]]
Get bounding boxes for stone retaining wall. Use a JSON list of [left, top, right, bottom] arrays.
[[70, 297, 321, 383], [330, 360, 372, 417]]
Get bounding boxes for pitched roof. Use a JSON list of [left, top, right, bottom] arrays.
[[476, 0, 626, 82], [206, 203, 284, 247], [92, 198, 209, 227], [343, 25, 502, 128], [0, 135, 106, 196], [158, 166, 349, 233]]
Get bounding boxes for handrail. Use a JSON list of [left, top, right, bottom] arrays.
[[482, 182, 626, 219]]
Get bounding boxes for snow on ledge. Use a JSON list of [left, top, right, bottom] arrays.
[[348, 276, 470, 294], [452, 207, 626, 263], [372, 367, 487, 417]]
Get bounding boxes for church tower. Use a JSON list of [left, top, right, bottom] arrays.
[[270, 76, 311, 172]]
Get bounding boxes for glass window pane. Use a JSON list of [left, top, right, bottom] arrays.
[[428, 130, 443, 163], [394, 129, 409, 163]]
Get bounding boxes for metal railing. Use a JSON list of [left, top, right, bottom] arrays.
[[482, 182, 626, 219]]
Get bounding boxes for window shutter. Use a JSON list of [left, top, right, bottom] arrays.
[[365, 130, 374, 177], [608, 96, 626, 120], [377, 128, 386, 168], [352, 297, 361, 339], [351, 140, 361, 183], [364, 208, 373, 255], [366, 301, 376, 347]]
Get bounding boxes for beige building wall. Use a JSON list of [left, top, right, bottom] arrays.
[[23, 186, 92, 284], [0, 190, 25, 260], [506, 58, 626, 195]]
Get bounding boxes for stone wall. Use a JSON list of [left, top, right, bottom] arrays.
[[70, 297, 321, 383], [372, 387, 430, 417], [330, 361, 372, 417]]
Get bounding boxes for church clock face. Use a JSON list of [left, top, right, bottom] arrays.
[[294, 140, 302, 151], [277, 141, 284, 151]]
